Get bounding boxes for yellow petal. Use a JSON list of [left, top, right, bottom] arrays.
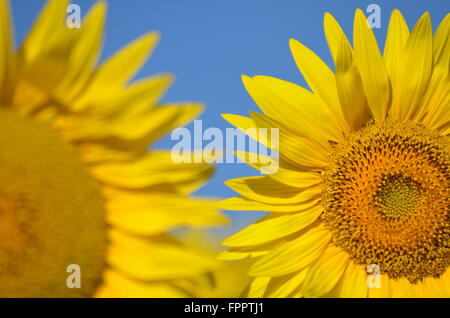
[[289, 38, 349, 132], [56, 1, 106, 103], [242, 75, 333, 148], [415, 13, 450, 121], [225, 176, 321, 205], [245, 277, 271, 298], [367, 274, 393, 298], [265, 269, 309, 298], [235, 151, 322, 188], [422, 75, 450, 130], [88, 74, 174, 117], [96, 270, 188, 298], [249, 224, 331, 276], [433, 13, 450, 68], [339, 262, 368, 298], [77, 142, 138, 163], [353, 9, 391, 122], [300, 245, 349, 297], [219, 196, 321, 213], [223, 206, 323, 247], [250, 75, 343, 142], [335, 38, 369, 130], [75, 32, 160, 108], [383, 10, 409, 78], [19, 0, 70, 63], [390, 12, 433, 122], [100, 32, 159, 85], [390, 279, 424, 298], [217, 243, 274, 261], [108, 194, 228, 236], [92, 151, 213, 189], [61, 103, 202, 142], [108, 230, 220, 281], [324, 12, 351, 64], [221, 113, 268, 148], [250, 112, 330, 169], [422, 270, 450, 297], [0, 0, 15, 104]]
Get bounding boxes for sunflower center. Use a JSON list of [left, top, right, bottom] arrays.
[[375, 174, 422, 221], [0, 109, 107, 297], [322, 120, 450, 283]]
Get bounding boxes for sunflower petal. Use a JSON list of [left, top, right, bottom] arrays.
[[353, 9, 391, 122], [108, 194, 228, 236], [242, 75, 333, 148], [19, 0, 70, 62], [422, 75, 450, 130], [264, 269, 309, 298], [324, 12, 351, 64], [74, 32, 160, 110], [390, 12, 433, 122], [87, 74, 174, 117], [289, 38, 348, 132], [98, 32, 159, 85], [219, 196, 321, 213], [415, 13, 450, 121], [339, 262, 368, 298], [300, 245, 349, 297], [433, 13, 450, 68], [61, 103, 202, 143], [217, 243, 274, 261], [367, 274, 393, 298], [390, 279, 424, 298], [223, 206, 323, 247], [96, 270, 188, 298], [92, 151, 213, 189], [383, 10, 409, 78], [335, 38, 369, 130], [108, 231, 220, 281], [245, 277, 271, 298], [249, 224, 331, 276], [0, 0, 15, 104], [250, 112, 330, 169], [250, 75, 343, 142], [56, 1, 106, 102], [225, 176, 321, 205], [235, 151, 322, 188]]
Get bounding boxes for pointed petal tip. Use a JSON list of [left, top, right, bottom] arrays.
[[241, 74, 251, 83], [288, 38, 299, 48], [323, 11, 335, 22]]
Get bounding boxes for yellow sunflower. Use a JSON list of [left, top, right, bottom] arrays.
[[220, 9, 450, 298], [0, 0, 228, 297], [179, 230, 252, 298]]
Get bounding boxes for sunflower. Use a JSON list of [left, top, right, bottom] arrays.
[[179, 230, 252, 298], [0, 0, 228, 297], [220, 9, 450, 298]]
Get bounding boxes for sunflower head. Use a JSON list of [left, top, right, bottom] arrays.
[[221, 9, 449, 298], [0, 0, 227, 297]]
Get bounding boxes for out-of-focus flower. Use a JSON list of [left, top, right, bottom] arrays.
[[0, 0, 227, 297]]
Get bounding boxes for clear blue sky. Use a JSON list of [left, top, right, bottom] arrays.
[[11, 0, 450, 238]]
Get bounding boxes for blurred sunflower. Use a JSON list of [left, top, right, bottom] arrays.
[[179, 230, 252, 298], [221, 9, 449, 297], [0, 0, 228, 297]]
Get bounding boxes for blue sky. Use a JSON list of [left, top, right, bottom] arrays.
[[11, 0, 450, 238]]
